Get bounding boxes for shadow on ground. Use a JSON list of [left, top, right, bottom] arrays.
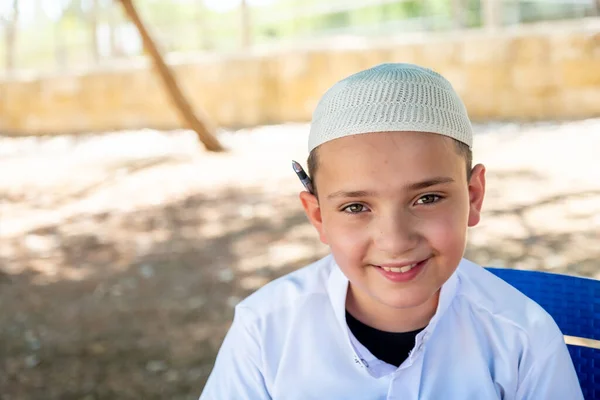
[[0, 168, 597, 399], [0, 186, 325, 400], [466, 169, 599, 277]]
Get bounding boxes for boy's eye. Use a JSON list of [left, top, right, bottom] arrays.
[[415, 194, 442, 205], [342, 203, 369, 213]]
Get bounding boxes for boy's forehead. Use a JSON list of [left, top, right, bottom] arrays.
[[317, 131, 464, 180]]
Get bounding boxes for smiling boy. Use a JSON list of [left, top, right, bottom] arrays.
[[199, 63, 582, 399]]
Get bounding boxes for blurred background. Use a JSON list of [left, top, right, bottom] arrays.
[[0, 0, 599, 398]]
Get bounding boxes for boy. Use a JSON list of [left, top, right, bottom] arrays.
[[199, 63, 582, 399]]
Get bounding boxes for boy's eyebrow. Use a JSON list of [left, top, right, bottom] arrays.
[[326, 177, 455, 200], [327, 190, 375, 200], [407, 176, 455, 191]]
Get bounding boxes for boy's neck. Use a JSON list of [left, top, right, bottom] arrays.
[[346, 286, 440, 333]]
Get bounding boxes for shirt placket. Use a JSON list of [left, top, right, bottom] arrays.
[[386, 332, 428, 399]]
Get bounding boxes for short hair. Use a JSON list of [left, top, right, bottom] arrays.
[[307, 139, 472, 198]]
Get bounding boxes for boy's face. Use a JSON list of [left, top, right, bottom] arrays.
[[301, 131, 485, 319]]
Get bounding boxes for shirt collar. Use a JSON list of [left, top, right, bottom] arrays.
[[327, 260, 352, 346], [327, 256, 461, 372]]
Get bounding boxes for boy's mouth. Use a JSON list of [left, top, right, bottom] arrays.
[[379, 263, 419, 273], [373, 258, 430, 282]]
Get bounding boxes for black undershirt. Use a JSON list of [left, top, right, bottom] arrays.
[[346, 311, 425, 367]]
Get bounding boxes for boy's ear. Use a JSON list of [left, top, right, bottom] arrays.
[[467, 164, 486, 227], [299, 191, 328, 245]]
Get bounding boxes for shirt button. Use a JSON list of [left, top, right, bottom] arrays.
[[353, 356, 368, 368]]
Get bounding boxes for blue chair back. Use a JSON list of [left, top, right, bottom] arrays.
[[486, 267, 600, 400]]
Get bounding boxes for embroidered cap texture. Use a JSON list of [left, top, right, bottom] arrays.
[[308, 63, 473, 153]]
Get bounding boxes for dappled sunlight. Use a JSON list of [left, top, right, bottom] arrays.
[[0, 120, 598, 397], [1, 120, 598, 284], [467, 125, 600, 278], [465, 119, 600, 278]]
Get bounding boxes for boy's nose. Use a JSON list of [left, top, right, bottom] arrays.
[[372, 212, 419, 257]]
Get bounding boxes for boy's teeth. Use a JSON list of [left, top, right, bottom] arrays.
[[381, 263, 417, 273], [400, 265, 413, 273]]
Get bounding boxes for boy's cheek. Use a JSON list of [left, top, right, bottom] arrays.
[[428, 217, 468, 249], [325, 226, 362, 250], [325, 225, 368, 257]]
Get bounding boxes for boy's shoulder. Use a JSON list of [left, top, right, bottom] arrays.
[[455, 259, 561, 338], [234, 256, 562, 342], [236, 254, 336, 316]]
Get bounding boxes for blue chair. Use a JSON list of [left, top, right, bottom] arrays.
[[486, 267, 600, 400]]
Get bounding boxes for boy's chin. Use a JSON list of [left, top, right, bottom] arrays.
[[376, 290, 438, 311]]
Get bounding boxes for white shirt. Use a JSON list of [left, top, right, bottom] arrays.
[[200, 255, 583, 400]]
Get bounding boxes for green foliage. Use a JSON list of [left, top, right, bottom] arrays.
[[3, 0, 595, 73]]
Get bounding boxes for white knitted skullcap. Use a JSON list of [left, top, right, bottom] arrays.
[[308, 63, 472, 153]]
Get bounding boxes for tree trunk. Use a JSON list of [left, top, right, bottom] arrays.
[[420, 0, 430, 30], [5, 0, 19, 74], [55, 16, 68, 70], [196, 0, 212, 51], [90, 0, 100, 64], [482, 0, 502, 30], [107, 5, 120, 57], [240, 0, 251, 49], [117, 0, 224, 152], [450, 0, 465, 29]]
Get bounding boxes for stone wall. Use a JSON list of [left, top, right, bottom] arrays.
[[1, 20, 599, 135]]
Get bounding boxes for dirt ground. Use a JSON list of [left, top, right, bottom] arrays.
[[0, 119, 599, 399]]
